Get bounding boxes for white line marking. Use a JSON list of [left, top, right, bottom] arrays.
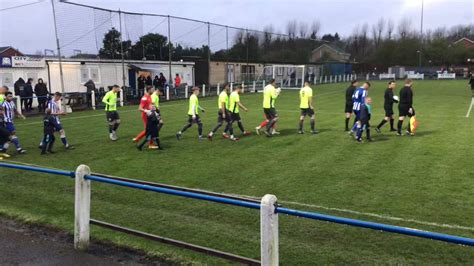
[[225, 193, 474, 232], [465, 97, 473, 118], [3, 159, 473, 232]]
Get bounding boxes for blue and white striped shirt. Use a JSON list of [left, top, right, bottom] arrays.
[[2, 101, 16, 123], [47, 99, 61, 124], [352, 87, 368, 111]]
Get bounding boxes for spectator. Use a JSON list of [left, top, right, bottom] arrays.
[[84, 79, 96, 108], [137, 75, 145, 96], [153, 75, 160, 90], [24, 78, 34, 111], [146, 75, 153, 87], [469, 71, 474, 96], [174, 73, 181, 96], [158, 73, 167, 94], [14, 78, 26, 110], [34, 78, 48, 113]]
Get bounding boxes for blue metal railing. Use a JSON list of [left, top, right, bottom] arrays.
[[1, 162, 474, 247]]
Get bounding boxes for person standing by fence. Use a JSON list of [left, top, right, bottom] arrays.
[[174, 73, 181, 96], [344, 80, 358, 131], [35, 78, 48, 113], [102, 85, 121, 141], [24, 78, 34, 111], [84, 79, 96, 108], [14, 78, 26, 111], [469, 71, 474, 96]]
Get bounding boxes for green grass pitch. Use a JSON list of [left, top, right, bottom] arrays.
[[1, 80, 473, 264]]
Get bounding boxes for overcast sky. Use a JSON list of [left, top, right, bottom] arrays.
[[0, 0, 472, 55]]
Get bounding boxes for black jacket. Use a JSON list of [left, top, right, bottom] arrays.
[[399, 86, 413, 107], [384, 88, 396, 108], [469, 75, 474, 89], [44, 114, 60, 135], [24, 83, 33, 97], [14, 78, 26, 97], [359, 104, 371, 125], [35, 82, 48, 96], [345, 85, 356, 103]]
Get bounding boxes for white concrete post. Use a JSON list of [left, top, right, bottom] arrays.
[[91, 90, 96, 110], [324, 76, 327, 83], [262, 80, 266, 90], [217, 83, 220, 95], [230, 82, 233, 91], [74, 164, 91, 251], [15, 96, 22, 116], [319, 76, 322, 84], [339, 75, 342, 82], [366, 74, 370, 81], [185, 85, 189, 98], [252, 81, 256, 92], [203, 84, 206, 97], [119, 89, 124, 107], [166, 86, 170, 101], [329, 76, 332, 83], [241, 82, 245, 93], [261, 194, 279, 266]]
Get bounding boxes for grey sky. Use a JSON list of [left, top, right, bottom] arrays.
[[0, 0, 473, 55]]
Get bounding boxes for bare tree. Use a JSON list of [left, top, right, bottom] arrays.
[[286, 19, 297, 39], [397, 17, 412, 39], [310, 20, 321, 39], [371, 18, 385, 47], [387, 19, 394, 40], [298, 21, 308, 38], [263, 24, 274, 48], [360, 23, 369, 56]]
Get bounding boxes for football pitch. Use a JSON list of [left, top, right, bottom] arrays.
[[1, 80, 473, 264]]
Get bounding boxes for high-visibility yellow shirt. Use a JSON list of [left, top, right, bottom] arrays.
[[263, 84, 277, 108], [229, 91, 240, 113], [151, 93, 160, 109], [218, 90, 228, 110], [102, 91, 117, 111], [188, 94, 199, 115], [299, 86, 313, 109], [0, 94, 4, 105]]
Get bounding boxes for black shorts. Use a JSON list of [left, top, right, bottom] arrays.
[[399, 105, 415, 117], [345, 102, 353, 113], [264, 108, 278, 120], [300, 108, 314, 117], [187, 115, 202, 124], [230, 112, 241, 121], [0, 125, 9, 144], [217, 110, 231, 124], [106, 111, 120, 122], [384, 106, 394, 117]]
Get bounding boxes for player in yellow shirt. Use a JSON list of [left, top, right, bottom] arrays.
[[298, 81, 318, 134], [228, 85, 251, 137], [207, 83, 237, 141], [256, 79, 280, 137], [102, 85, 121, 141], [176, 87, 206, 140]]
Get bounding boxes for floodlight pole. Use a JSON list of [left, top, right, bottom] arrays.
[[226, 26, 229, 83], [51, 0, 65, 107], [168, 15, 172, 89], [118, 10, 126, 104], [207, 22, 211, 86]]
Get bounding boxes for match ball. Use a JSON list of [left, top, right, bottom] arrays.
[[393, 95, 400, 102], [276, 87, 282, 95]]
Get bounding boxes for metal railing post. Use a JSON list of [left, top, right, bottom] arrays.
[[241, 82, 245, 93], [252, 81, 256, 92], [261, 194, 279, 266], [166, 86, 170, 101], [217, 83, 220, 95], [74, 164, 91, 251], [185, 85, 189, 98], [119, 88, 124, 107], [91, 90, 96, 110], [203, 84, 206, 97]]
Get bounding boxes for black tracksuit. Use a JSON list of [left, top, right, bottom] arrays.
[[41, 114, 60, 154]]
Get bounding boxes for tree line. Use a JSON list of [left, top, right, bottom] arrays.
[[89, 18, 473, 69]]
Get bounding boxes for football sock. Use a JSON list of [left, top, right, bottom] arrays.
[[345, 118, 350, 130], [237, 121, 245, 132], [198, 122, 203, 136], [11, 137, 20, 149], [259, 120, 268, 128], [397, 120, 403, 133], [212, 122, 223, 133], [181, 123, 192, 133], [61, 137, 68, 146], [310, 119, 315, 131], [390, 118, 394, 130], [135, 131, 146, 141], [377, 120, 387, 129], [299, 120, 304, 131]]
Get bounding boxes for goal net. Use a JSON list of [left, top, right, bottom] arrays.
[[255, 65, 305, 91]]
